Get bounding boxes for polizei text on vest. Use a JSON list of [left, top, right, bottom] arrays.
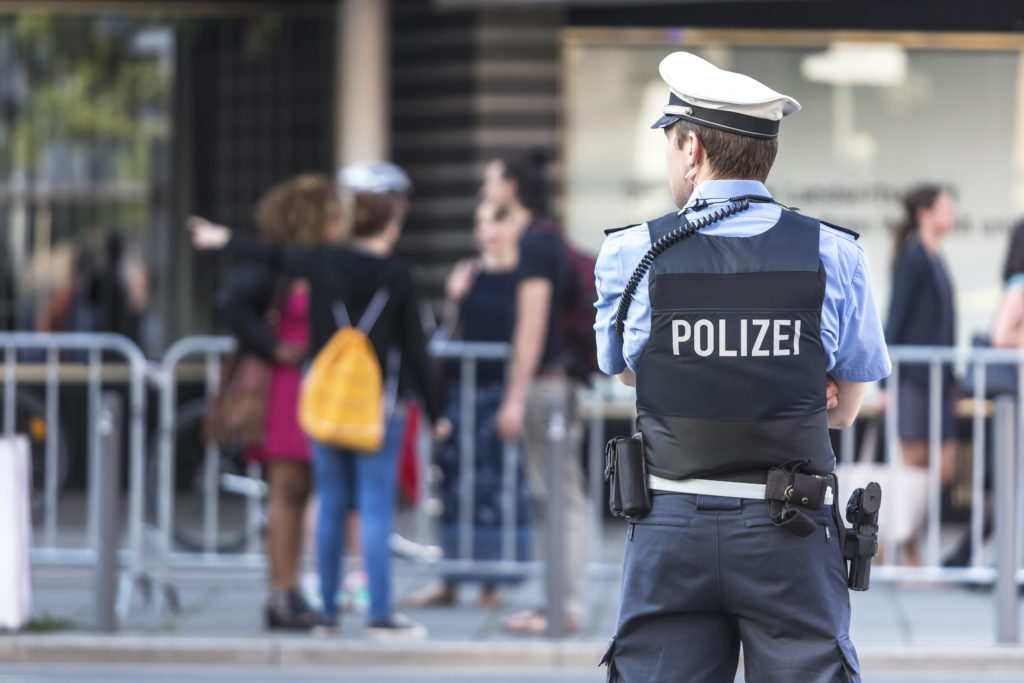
[[671, 318, 803, 358]]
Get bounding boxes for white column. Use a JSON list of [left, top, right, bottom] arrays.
[[334, 0, 390, 167]]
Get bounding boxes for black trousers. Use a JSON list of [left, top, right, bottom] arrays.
[[601, 493, 860, 683]]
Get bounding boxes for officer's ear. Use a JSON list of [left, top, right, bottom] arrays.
[[685, 131, 706, 167]]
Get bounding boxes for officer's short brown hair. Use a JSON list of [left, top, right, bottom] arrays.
[[670, 121, 778, 182]]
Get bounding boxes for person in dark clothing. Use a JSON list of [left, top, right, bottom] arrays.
[[0, 247, 16, 331], [90, 234, 139, 342], [214, 174, 339, 630], [191, 181, 444, 640], [38, 236, 142, 361], [405, 200, 531, 610], [885, 183, 958, 565]]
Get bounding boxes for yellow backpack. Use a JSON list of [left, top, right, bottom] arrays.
[[299, 289, 392, 452]]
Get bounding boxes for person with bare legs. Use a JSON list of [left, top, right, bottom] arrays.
[[885, 184, 959, 566]]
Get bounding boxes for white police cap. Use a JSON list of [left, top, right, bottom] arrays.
[[651, 52, 801, 139], [337, 161, 413, 195]]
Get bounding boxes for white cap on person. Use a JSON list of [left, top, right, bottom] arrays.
[[337, 161, 413, 195], [650, 52, 801, 139]]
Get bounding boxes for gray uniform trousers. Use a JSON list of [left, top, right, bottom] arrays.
[[601, 492, 860, 682]]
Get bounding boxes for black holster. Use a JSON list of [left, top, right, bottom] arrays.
[[605, 433, 651, 519], [839, 481, 881, 591]]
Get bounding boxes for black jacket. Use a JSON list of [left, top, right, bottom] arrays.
[[885, 239, 955, 386], [225, 234, 443, 422], [214, 261, 283, 362]]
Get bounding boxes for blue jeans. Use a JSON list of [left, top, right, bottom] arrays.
[[312, 416, 403, 622]]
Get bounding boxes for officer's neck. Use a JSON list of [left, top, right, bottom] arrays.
[[687, 174, 762, 204]]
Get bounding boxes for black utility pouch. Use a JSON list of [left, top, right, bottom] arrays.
[[605, 433, 651, 519], [766, 469, 827, 510], [769, 504, 818, 537], [765, 466, 826, 537]]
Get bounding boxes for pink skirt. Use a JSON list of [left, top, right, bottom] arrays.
[[245, 285, 311, 464]]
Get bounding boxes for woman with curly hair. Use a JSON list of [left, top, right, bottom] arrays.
[[214, 174, 345, 629]]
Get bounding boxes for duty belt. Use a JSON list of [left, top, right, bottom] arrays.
[[648, 474, 834, 506]]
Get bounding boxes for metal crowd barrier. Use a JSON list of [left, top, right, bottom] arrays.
[[420, 340, 534, 579], [149, 336, 615, 589], [148, 338, 540, 598], [847, 345, 1024, 643], [151, 335, 268, 586], [851, 346, 1024, 578], [0, 332, 150, 618], [419, 340, 629, 592], [15, 330, 1023, 641]]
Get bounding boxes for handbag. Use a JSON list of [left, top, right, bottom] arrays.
[[834, 418, 927, 547], [203, 352, 272, 448], [203, 277, 292, 448]]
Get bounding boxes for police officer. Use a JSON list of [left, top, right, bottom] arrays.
[[594, 52, 891, 682]]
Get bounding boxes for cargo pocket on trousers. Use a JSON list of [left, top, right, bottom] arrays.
[[598, 636, 620, 682], [837, 636, 861, 681]]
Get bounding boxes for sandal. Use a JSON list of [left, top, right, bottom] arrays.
[[403, 582, 457, 608], [478, 586, 501, 609]]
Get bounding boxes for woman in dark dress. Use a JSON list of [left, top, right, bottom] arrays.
[[885, 183, 958, 565], [406, 201, 531, 608]]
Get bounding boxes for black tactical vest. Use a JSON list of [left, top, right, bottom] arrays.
[[635, 207, 834, 480]]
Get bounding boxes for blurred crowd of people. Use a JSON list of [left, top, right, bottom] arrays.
[[189, 151, 591, 638], [1, 230, 157, 358]]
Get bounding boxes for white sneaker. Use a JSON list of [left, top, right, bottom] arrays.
[[366, 612, 428, 641], [301, 571, 323, 612], [389, 533, 443, 562]]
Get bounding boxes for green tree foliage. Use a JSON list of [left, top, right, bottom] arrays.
[[7, 14, 170, 180]]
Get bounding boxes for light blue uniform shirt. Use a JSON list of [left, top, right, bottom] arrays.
[[594, 179, 892, 384]]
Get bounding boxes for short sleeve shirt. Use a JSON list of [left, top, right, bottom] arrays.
[[518, 220, 567, 369]]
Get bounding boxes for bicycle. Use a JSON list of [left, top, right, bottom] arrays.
[[146, 397, 263, 553]]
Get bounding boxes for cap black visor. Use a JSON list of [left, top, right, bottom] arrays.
[[651, 114, 680, 129]]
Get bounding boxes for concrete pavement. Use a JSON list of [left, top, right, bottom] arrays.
[[5, 557, 1024, 677]]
